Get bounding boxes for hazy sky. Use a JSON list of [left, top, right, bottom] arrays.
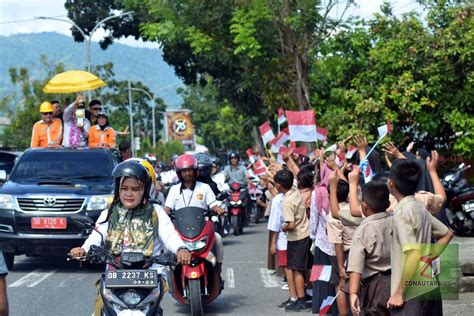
[[0, 0, 422, 48]]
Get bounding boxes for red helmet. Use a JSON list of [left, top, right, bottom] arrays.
[[175, 154, 198, 171]]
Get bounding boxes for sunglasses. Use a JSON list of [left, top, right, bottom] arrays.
[[91, 107, 102, 111], [41, 112, 53, 116]]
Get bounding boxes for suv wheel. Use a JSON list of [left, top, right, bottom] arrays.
[[3, 252, 14, 271]]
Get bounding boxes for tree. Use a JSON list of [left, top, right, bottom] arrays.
[[155, 140, 185, 164]]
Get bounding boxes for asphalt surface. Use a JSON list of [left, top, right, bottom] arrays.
[[5, 221, 474, 315]]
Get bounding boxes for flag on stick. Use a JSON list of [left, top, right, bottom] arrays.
[[286, 110, 318, 142], [246, 148, 257, 164], [319, 293, 339, 315], [269, 128, 290, 153], [310, 265, 332, 282], [259, 121, 275, 145], [277, 146, 290, 164], [316, 127, 328, 141], [277, 108, 287, 126], [377, 120, 392, 138]]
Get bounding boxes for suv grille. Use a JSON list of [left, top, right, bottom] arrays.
[[17, 198, 85, 212]]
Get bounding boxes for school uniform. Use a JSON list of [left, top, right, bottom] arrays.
[[390, 196, 449, 316], [282, 187, 310, 271], [348, 211, 392, 316], [267, 194, 287, 267]]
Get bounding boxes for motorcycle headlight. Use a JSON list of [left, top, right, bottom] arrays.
[[87, 195, 113, 210], [0, 194, 13, 209], [119, 290, 143, 307], [184, 236, 208, 251]]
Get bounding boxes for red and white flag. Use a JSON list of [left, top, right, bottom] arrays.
[[289, 141, 296, 149], [277, 146, 290, 164], [377, 120, 392, 138], [253, 160, 267, 176], [310, 265, 332, 282], [316, 127, 328, 141], [294, 146, 308, 156], [259, 121, 275, 145], [286, 110, 317, 142], [246, 148, 257, 164], [346, 144, 358, 159], [269, 128, 290, 153], [277, 108, 287, 126], [319, 294, 338, 315]]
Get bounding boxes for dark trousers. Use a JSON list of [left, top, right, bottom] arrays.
[[389, 288, 443, 316]]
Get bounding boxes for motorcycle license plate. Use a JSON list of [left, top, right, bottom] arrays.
[[104, 270, 158, 289], [31, 217, 67, 229]]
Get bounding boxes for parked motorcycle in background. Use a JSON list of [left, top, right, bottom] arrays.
[[442, 163, 474, 235]]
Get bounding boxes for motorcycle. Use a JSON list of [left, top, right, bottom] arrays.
[[210, 191, 229, 237], [227, 181, 249, 235], [70, 215, 176, 316], [248, 177, 264, 224], [442, 163, 474, 235], [168, 207, 222, 316]]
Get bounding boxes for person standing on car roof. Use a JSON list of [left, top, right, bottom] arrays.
[[62, 94, 91, 148], [31, 101, 63, 148], [88, 112, 115, 148]]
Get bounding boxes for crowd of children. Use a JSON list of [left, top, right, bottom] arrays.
[[254, 136, 453, 315]]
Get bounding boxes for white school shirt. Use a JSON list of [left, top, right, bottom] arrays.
[[267, 193, 287, 251], [81, 204, 185, 274], [165, 181, 218, 210]]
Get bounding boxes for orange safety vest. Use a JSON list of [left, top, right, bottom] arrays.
[[31, 118, 63, 148], [88, 125, 115, 148]]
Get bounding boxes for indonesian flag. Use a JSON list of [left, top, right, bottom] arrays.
[[246, 148, 257, 164], [310, 265, 332, 282], [316, 127, 328, 141], [289, 141, 296, 149], [377, 120, 392, 138], [277, 146, 290, 164], [294, 146, 308, 156], [319, 295, 337, 315], [277, 108, 287, 126], [269, 128, 290, 153], [359, 159, 374, 183], [253, 160, 267, 176], [346, 144, 358, 159], [259, 121, 275, 145], [286, 110, 318, 142]]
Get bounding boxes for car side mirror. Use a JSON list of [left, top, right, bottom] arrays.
[[0, 170, 7, 183]]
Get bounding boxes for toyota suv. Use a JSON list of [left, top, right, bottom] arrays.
[[0, 147, 119, 269]]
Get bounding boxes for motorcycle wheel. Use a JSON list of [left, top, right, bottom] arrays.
[[232, 215, 240, 236], [189, 279, 203, 316], [254, 206, 260, 224], [239, 214, 244, 234]]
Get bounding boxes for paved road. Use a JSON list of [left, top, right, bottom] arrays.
[[5, 222, 474, 315]]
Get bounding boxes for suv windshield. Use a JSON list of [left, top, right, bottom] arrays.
[[10, 150, 114, 182]]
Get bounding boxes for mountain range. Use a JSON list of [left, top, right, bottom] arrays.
[[0, 32, 184, 107]]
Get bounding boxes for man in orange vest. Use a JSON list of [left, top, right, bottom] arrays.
[[31, 102, 63, 148]]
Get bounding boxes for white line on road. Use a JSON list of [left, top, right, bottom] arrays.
[[9, 269, 57, 288], [226, 268, 235, 288], [259, 268, 280, 288], [58, 273, 88, 287]]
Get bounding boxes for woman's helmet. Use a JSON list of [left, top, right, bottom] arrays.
[[194, 152, 213, 179], [175, 154, 198, 182], [228, 151, 240, 162], [112, 160, 151, 200], [128, 158, 157, 188]]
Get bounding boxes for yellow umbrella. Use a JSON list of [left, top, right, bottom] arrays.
[[43, 70, 106, 93]]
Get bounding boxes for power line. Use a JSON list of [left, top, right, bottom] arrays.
[[0, 15, 66, 25]]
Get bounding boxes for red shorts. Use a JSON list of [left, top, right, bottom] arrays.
[[277, 250, 287, 267]]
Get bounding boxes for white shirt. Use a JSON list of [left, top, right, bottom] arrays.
[[211, 171, 227, 192], [267, 193, 287, 251], [160, 170, 178, 185], [165, 181, 218, 210], [82, 204, 185, 274]]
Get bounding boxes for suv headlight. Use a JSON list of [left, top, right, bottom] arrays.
[[184, 236, 208, 251], [87, 195, 113, 210], [0, 194, 13, 209]]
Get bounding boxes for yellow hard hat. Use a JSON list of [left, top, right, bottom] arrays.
[[39, 102, 54, 113], [127, 158, 156, 187]]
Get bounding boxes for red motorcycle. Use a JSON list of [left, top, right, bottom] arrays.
[[227, 181, 249, 235], [168, 207, 222, 316]]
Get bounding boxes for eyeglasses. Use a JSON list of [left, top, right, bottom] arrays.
[[41, 112, 53, 116], [91, 107, 102, 111]]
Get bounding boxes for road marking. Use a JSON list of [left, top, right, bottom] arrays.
[[259, 268, 280, 288], [226, 268, 235, 288], [9, 269, 57, 288], [58, 274, 88, 287]]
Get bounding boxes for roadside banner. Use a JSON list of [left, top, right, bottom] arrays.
[[166, 110, 195, 148]]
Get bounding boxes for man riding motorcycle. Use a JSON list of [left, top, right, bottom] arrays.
[[163, 154, 225, 286], [224, 151, 250, 186], [195, 152, 221, 195]]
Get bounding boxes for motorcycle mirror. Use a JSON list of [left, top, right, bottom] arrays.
[[71, 215, 105, 246], [216, 191, 229, 201]]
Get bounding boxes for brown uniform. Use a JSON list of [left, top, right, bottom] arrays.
[[347, 212, 392, 316]]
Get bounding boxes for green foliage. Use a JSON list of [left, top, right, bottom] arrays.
[[154, 140, 185, 164]]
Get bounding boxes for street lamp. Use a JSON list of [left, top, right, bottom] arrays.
[[36, 11, 134, 101]]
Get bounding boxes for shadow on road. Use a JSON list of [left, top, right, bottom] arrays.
[[167, 293, 248, 315]]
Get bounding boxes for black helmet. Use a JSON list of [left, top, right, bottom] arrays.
[[228, 151, 240, 162], [194, 152, 213, 179], [112, 160, 151, 200], [211, 156, 220, 167]]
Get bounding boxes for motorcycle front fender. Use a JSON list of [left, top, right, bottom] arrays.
[[182, 263, 205, 280], [229, 207, 242, 216]]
